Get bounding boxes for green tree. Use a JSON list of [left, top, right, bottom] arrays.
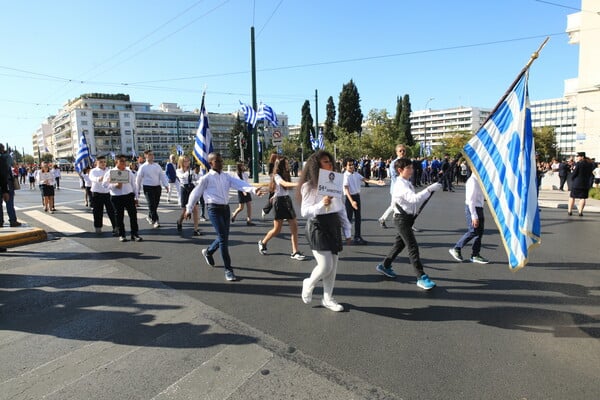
[[435, 130, 472, 159], [324, 96, 337, 142], [393, 96, 403, 142], [338, 79, 363, 136], [300, 100, 315, 154], [363, 109, 396, 159], [533, 126, 558, 161], [228, 115, 245, 162], [41, 153, 53, 163], [399, 94, 413, 146], [23, 155, 35, 164]]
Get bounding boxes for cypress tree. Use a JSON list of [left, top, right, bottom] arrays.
[[400, 94, 414, 146], [324, 96, 337, 142], [338, 79, 363, 137], [300, 100, 315, 153]]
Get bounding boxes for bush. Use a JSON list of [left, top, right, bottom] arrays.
[[589, 187, 600, 200]]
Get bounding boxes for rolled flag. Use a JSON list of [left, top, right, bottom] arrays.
[[193, 92, 213, 171], [239, 101, 257, 127]]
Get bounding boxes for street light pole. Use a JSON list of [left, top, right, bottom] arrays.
[[423, 97, 434, 155]]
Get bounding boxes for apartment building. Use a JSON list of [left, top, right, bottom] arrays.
[[530, 98, 577, 158]]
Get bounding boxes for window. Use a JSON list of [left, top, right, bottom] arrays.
[[81, 121, 88, 126]]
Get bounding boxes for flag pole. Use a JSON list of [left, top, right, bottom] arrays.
[[481, 37, 549, 128]]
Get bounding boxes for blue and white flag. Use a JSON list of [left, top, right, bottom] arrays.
[[309, 131, 318, 151], [463, 71, 540, 270], [257, 103, 278, 127], [131, 149, 137, 159], [176, 145, 184, 156], [317, 127, 325, 150], [74, 134, 91, 173], [239, 101, 257, 127], [193, 93, 213, 171], [109, 151, 116, 160], [44, 146, 50, 153]]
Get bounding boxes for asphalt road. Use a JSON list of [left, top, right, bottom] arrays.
[[13, 174, 600, 400]]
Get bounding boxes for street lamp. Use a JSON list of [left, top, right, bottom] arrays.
[[423, 98, 434, 156]]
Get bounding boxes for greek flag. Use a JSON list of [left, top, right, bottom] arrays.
[[109, 151, 116, 160], [317, 127, 325, 150], [257, 103, 278, 127], [239, 101, 257, 127], [463, 71, 540, 270], [193, 93, 213, 170], [309, 131, 318, 151], [44, 146, 50, 153], [74, 134, 91, 173], [131, 149, 137, 159], [176, 145, 184, 156]]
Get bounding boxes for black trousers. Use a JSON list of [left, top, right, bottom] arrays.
[[92, 192, 116, 229], [382, 213, 425, 278], [111, 193, 139, 237], [143, 185, 162, 223], [345, 194, 362, 239]]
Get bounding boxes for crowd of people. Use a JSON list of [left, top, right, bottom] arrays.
[[2, 145, 598, 311]]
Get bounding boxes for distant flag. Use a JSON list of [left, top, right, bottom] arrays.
[[257, 103, 278, 127], [74, 134, 91, 173], [44, 146, 50, 153], [239, 101, 257, 127], [109, 151, 116, 160], [463, 70, 540, 270], [193, 92, 213, 170], [176, 145, 184, 156], [131, 149, 137, 159], [317, 127, 325, 150], [309, 131, 318, 151]]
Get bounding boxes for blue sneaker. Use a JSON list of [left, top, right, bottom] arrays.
[[376, 264, 397, 278], [416, 274, 436, 290]]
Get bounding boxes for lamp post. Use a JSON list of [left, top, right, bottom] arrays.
[[423, 97, 434, 156]]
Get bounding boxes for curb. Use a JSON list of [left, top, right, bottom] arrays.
[[0, 227, 47, 248]]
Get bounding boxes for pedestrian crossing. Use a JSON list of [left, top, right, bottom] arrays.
[[22, 205, 179, 236]]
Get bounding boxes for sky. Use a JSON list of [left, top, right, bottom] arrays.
[[0, 0, 583, 154]]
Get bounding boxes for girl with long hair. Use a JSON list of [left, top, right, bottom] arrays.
[[258, 157, 306, 260], [297, 150, 352, 312]]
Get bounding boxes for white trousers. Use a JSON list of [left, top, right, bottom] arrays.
[[305, 250, 339, 300], [166, 181, 180, 203]]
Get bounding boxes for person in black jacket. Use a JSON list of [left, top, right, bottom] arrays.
[[567, 152, 594, 217], [558, 159, 570, 191]]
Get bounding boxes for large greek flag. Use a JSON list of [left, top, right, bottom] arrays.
[[317, 127, 325, 150], [74, 134, 91, 173], [463, 71, 540, 270], [193, 94, 213, 171]]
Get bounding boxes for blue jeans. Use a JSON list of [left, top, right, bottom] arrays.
[[455, 205, 484, 256], [207, 204, 232, 271], [0, 189, 17, 225]]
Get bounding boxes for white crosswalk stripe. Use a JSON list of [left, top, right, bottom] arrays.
[[21, 205, 179, 236]]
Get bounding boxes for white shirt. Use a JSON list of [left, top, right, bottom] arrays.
[[465, 175, 485, 220], [38, 171, 54, 185], [176, 168, 200, 186], [186, 170, 258, 214], [136, 162, 168, 188], [392, 177, 431, 216], [273, 174, 290, 197], [343, 171, 364, 195], [593, 167, 600, 179], [89, 167, 110, 193], [104, 168, 138, 198], [301, 182, 352, 239]]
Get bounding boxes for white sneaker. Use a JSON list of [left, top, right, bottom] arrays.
[[258, 240, 267, 255], [146, 217, 153, 225], [261, 210, 266, 220], [290, 252, 306, 261], [321, 298, 343, 312], [301, 279, 313, 304], [153, 222, 160, 228]]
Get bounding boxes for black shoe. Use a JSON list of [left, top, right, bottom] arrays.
[[202, 248, 215, 266], [193, 229, 203, 236], [353, 237, 368, 245], [119, 236, 128, 242], [131, 235, 143, 242], [412, 226, 421, 232], [112, 228, 119, 237], [176, 220, 182, 232]]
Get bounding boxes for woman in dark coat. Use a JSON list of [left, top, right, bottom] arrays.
[[568, 152, 595, 216]]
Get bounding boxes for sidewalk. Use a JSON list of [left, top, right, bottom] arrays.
[[0, 238, 397, 400]]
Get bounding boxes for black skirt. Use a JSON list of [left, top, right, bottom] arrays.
[[42, 184, 55, 197], [180, 184, 195, 207], [237, 191, 252, 204], [273, 195, 296, 220], [306, 212, 343, 254]]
